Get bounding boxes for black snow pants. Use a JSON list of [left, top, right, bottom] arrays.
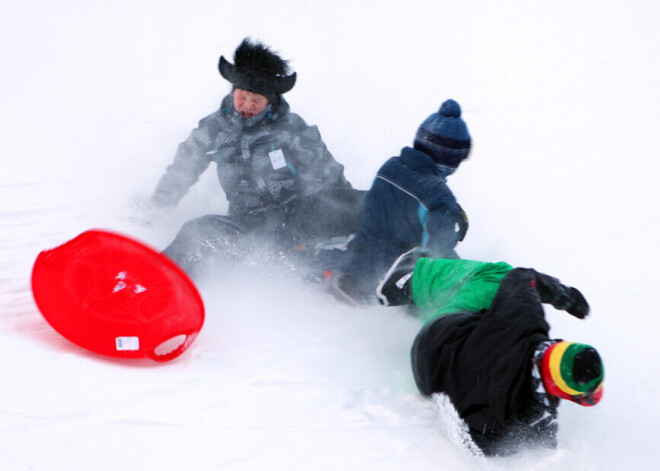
[[163, 188, 366, 278]]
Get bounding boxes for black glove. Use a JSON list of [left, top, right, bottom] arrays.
[[534, 271, 590, 319], [547, 285, 589, 319], [456, 205, 469, 242], [564, 287, 589, 319]]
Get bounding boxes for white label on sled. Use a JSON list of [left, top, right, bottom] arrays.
[[115, 336, 140, 351], [268, 149, 286, 170]]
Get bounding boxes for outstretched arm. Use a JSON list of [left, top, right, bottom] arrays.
[[151, 118, 215, 208]]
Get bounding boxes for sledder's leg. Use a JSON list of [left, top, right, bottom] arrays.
[[163, 215, 244, 278]]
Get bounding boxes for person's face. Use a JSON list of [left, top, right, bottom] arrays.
[[233, 88, 269, 119]]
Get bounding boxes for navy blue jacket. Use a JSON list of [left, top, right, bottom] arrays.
[[327, 147, 463, 288]]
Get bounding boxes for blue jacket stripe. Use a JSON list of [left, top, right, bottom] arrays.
[[418, 204, 429, 246], [376, 175, 429, 210]]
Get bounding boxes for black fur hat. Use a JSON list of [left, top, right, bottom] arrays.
[[218, 38, 297, 100]]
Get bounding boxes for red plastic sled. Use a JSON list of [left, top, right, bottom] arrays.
[[31, 229, 205, 362]]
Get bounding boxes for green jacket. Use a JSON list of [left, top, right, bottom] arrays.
[[411, 258, 513, 324]]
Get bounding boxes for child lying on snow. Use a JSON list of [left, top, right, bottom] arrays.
[[377, 250, 604, 456]]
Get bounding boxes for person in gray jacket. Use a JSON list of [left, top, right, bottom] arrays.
[[149, 38, 364, 276]]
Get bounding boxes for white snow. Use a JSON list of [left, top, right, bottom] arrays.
[[2, 1, 659, 469]]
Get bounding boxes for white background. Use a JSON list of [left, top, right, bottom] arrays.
[[1, 1, 659, 469]]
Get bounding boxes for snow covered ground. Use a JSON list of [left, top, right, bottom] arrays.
[[2, 1, 659, 469]]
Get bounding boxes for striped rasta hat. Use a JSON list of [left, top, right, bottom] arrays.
[[541, 342, 604, 406]]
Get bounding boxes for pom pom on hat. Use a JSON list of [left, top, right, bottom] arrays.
[[541, 342, 604, 406], [413, 99, 471, 169], [439, 99, 461, 118]]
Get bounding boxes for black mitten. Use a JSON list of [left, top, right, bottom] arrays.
[[534, 271, 590, 319], [565, 287, 589, 319]]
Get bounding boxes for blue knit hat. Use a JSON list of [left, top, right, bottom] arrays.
[[413, 99, 471, 169]]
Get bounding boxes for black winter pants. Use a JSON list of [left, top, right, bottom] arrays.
[[162, 215, 244, 277], [163, 188, 366, 278]]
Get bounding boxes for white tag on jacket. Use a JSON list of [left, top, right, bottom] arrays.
[[268, 149, 287, 170]]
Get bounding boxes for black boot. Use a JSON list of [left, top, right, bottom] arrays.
[[376, 248, 427, 306]]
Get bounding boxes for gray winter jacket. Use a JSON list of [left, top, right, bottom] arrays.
[[152, 94, 351, 218]]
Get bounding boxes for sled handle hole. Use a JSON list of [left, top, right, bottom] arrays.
[[153, 334, 188, 357]]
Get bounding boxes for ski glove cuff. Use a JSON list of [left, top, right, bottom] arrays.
[[457, 205, 469, 242]]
